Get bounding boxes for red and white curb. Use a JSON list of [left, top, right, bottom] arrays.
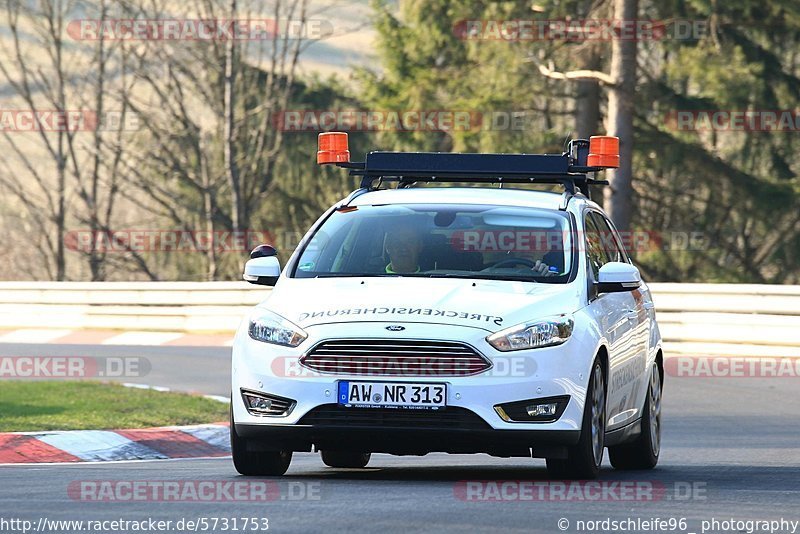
[[0, 422, 231, 465], [0, 384, 231, 465], [0, 329, 234, 347]]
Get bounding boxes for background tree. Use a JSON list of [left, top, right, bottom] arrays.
[[361, 0, 800, 283], [1, 0, 799, 283], [0, 0, 137, 280]]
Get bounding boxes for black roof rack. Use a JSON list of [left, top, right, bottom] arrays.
[[335, 139, 610, 197]]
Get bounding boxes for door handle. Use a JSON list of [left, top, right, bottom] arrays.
[[624, 309, 638, 321]]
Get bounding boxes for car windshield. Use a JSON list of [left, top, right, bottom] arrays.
[[292, 203, 574, 283]]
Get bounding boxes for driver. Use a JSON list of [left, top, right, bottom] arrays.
[[530, 258, 555, 276], [528, 244, 566, 276], [385, 227, 423, 274], [495, 257, 556, 276]]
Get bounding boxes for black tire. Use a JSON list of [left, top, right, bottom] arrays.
[[546, 360, 605, 480], [321, 451, 371, 468], [230, 405, 292, 476], [609, 362, 662, 470]]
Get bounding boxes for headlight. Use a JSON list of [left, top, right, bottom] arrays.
[[248, 309, 307, 347], [486, 315, 573, 352]]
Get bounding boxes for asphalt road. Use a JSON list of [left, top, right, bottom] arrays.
[[1, 343, 799, 533], [0, 343, 231, 396]]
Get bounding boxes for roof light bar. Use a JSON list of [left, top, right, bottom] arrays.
[[315, 132, 618, 196], [317, 132, 350, 164], [587, 136, 619, 168]]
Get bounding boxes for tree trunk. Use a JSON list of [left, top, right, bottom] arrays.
[[89, 0, 107, 281], [603, 0, 638, 232], [575, 66, 600, 140], [574, 0, 600, 141], [56, 159, 66, 280], [223, 0, 242, 233], [200, 133, 217, 281], [54, 7, 67, 281]]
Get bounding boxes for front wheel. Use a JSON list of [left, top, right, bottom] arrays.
[[230, 405, 292, 476], [546, 360, 605, 480], [609, 362, 662, 470], [321, 451, 371, 468]]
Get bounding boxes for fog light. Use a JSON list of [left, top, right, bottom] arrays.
[[241, 390, 295, 417], [494, 395, 570, 423], [250, 397, 272, 411], [527, 402, 558, 417]]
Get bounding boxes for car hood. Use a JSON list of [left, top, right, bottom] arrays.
[[257, 277, 582, 333]]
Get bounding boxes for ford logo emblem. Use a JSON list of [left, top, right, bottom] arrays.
[[385, 325, 405, 332]]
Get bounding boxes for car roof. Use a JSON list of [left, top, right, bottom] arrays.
[[348, 187, 589, 211]]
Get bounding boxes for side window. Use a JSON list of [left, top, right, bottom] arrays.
[[603, 214, 632, 263], [584, 214, 608, 280], [589, 212, 625, 264]]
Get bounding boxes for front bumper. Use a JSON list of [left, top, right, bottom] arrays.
[[235, 416, 579, 457], [232, 321, 598, 454]]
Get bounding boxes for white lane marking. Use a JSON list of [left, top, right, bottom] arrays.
[[101, 332, 184, 345], [0, 329, 74, 343], [121, 383, 229, 404], [121, 382, 171, 392], [36, 431, 167, 461], [204, 395, 230, 403]]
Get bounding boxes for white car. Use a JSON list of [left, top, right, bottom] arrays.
[[231, 134, 663, 479]]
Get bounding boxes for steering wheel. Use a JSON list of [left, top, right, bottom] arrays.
[[486, 258, 539, 270]]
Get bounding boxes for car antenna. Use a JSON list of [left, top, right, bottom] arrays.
[[562, 131, 573, 153]]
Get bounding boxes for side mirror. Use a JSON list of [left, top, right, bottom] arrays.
[[244, 244, 280, 286], [250, 244, 278, 259], [596, 262, 641, 293]]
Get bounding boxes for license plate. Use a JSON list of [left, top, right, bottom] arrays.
[[337, 381, 446, 410]]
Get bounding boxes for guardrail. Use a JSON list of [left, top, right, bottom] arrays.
[[0, 282, 262, 334], [647, 283, 800, 357], [0, 282, 798, 357]]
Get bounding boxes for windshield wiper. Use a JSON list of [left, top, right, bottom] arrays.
[[425, 272, 540, 283], [311, 273, 390, 278], [306, 272, 543, 283]]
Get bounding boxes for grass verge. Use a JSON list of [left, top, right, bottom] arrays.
[[0, 381, 228, 432]]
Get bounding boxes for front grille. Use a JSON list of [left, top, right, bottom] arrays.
[[300, 339, 492, 377], [297, 404, 491, 430]]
